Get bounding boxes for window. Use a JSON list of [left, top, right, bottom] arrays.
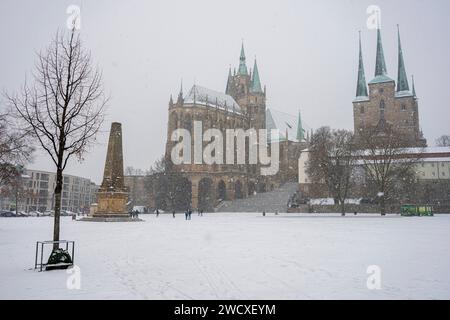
[[379, 88, 384, 94], [379, 100, 385, 119], [360, 106, 365, 114], [401, 104, 406, 111]]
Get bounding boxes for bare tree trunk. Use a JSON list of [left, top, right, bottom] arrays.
[[341, 201, 346, 216], [53, 167, 63, 250]]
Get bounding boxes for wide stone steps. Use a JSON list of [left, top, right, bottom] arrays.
[[216, 182, 298, 213]]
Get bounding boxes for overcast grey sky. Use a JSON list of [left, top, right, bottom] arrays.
[[1, 0, 450, 184]]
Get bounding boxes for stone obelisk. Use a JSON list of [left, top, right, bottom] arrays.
[[94, 122, 130, 219]]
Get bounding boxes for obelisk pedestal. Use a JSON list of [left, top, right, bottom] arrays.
[[82, 122, 141, 222]]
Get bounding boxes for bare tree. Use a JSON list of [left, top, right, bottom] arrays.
[[307, 127, 355, 215], [5, 28, 107, 248], [436, 135, 450, 147], [0, 111, 34, 183], [356, 126, 421, 215], [148, 155, 166, 175]]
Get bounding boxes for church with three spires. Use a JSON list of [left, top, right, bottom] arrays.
[[353, 25, 427, 147]]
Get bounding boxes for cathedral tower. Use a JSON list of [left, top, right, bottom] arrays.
[[226, 43, 266, 131]]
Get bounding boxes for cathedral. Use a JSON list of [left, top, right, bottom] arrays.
[[163, 44, 306, 211], [353, 26, 427, 147]]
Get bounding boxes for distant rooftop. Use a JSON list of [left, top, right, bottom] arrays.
[[266, 108, 308, 143]]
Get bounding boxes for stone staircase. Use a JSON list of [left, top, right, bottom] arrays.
[[216, 182, 298, 213]]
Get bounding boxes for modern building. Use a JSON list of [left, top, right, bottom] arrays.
[[0, 169, 98, 213]]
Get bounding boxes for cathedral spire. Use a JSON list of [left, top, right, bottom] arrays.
[[412, 75, 417, 98], [225, 66, 232, 95], [396, 25, 410, 92], [375, 21, 388, 77], [296, 109, 305, 141], [177, 79, 183, 104], [238, 42, 248, 75], [250, 59, 263, 93], [356, 31, 368, 98]]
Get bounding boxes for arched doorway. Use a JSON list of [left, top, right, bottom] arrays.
[[198, 178, 214, 211], [170, 176, 191, 211], [235, 180, 243, 199], [217, 180, 227, 201]]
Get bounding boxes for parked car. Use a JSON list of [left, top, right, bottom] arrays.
[[42, 210, 53, 217], [0, 210, 15, 217]]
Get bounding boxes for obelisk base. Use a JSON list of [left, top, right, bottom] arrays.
[[80, 191, 142, 222]]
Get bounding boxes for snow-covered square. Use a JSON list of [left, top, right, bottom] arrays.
[[1, 213, 450, 299]]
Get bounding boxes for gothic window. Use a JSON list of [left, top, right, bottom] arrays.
[[379, 100, 385, 119], [401, 104, 407, 111]]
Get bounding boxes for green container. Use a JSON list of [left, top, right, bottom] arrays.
[[401, 204, 418, 216], [418, 206, 433, 216], [401, 205, 433, 217]]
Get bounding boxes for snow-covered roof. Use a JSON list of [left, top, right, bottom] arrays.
[[183, 85, 242, 113], [403, 147, 450, 154], [355, 147, 450, 162]]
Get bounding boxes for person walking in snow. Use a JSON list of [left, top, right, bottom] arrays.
[[188, 209, 192, 220], [185, 210, 188, 220], [173, 211, 176, 218], [156, 209, 159, 217], [262, 211, 266, 217]]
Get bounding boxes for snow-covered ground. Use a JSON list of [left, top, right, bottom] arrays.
[[1, 213, 450, 300]]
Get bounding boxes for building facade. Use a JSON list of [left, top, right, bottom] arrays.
[[0, 169, 98, 213], [352, 26, 427, 147]]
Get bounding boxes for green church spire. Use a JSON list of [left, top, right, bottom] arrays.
[[375, 25, 388, 77], [396, 25, 410, 92], [296, 110, 305, 141], [369, 17, 393, 85], [412, 75, 417, 97], [250, 59, 263, 93], [238, 42, 248, 75], [356, 32, 368, 98]]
